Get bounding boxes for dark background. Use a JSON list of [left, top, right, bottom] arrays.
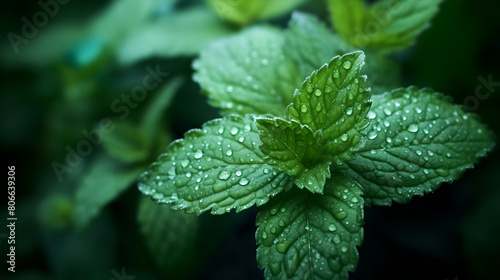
[[1, 0, 499, 279]]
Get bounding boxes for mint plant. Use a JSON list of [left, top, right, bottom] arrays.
[[138, 10, 494, 280]]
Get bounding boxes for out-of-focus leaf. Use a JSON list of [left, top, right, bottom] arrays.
[[102, 122, 150, 163], [208, 0, 308, 26], [137, 196, 198, 276], [118, 7, 234, 65], [140, 77, 184, 140], [73, 156, 144, 229], [38, 194, 74, 231]]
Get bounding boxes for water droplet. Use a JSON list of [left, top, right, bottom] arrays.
[[407, 124, 419, 133], [409, 174, 416, 179], [386, 137, 392, 143], [335, 211, 347, 220], [301, 104, 308, 113], [153, 193, 164, 200], [367, 111, 377, 119], [277, 241, 290, 253], [415, 107, 422, 114], [351, 197, 359, 203], [230, 127, 239, 135], [383, 108, 392, 116], [341, 134, 349, 142], [333, 70, 340, 78], [315, 103, 322, 112], [314, 89, 322, 97], [427, 150, 434, 156], [194, 150, 203, 159], [423, 169, 429, 175], [261, 58, 269, 65], [346, 107, 353, 115], [328, 224, 337, 231], [264, 168, 270, 174], [333, 235, 341, 244], [218, 170, 231, 180], [186, 172, 192, 178], [436, 169, 450, 177], [306, 84, 313, 93], [261, 231, 267, 240], [239, 178, 249, 186], [279, 219, 285, 227], [341, 246, 348, 253], [342, 60, 352, 70], [416, 150, 422, 156], [226, 85, 234, 93], [226, 150, 233, 156], [395, 101, 401, 107], [236, 170, 242, 177], [271, 226, 277, 234], [368, 131, 378, 139], [383, 120, 390, 127], [168, 166, 176, 176], [218, 127, 224, 134]]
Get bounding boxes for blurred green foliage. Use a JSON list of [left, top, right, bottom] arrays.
[[0, 0, 498, 279]]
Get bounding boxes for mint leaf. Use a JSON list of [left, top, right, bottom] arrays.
[[193, 27, 302, 116], [285, 12, 350, 78], [73, 156, 143, 228], [287, 51, 371, 165], [340, 87, 495, 205], [139, 114, 293, 214], [333, 0, 442, 51], [257, 117, 330, 193], [117, 7, 233, 65], [137, 196, 197, 276], [328, 0, 367, 39], [209, 0, 307, 26], [140, 77, 183, 140], [102, 122, 149, 163], [285, 13, 401, 95], [256, 175, 363, 280]]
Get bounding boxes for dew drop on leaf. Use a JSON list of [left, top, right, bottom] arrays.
[[218, 170, 231, 180], [328, 224, 337, 232], [239, 178, 249, 186], [368, 131, 378, 139], [194, 150, 203, 159], [181, 159, 190, 168], [407, 123, 419, 133], [342, 61, 352, 70], [230, 127, 239, 135], [367, 111, 377, 119]]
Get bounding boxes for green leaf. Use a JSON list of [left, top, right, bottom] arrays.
[[138, 114, 293, 214], [328, 0, 368, 39], [137, 196, 197, 276], [256, 174, 363, 280], [336, 0, 443, 52], [193, 26, 302, 116], [73, 156, 144, 228], [117, 7, 234, 65], [208, 0, 307, 26], [285, 12, 351, 78], [140, 77, 183, 140], [257, 117, 330, 193], [340, 87, 495, 206], [287, 51, 371, 165], [102, 122, 150, 163]]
